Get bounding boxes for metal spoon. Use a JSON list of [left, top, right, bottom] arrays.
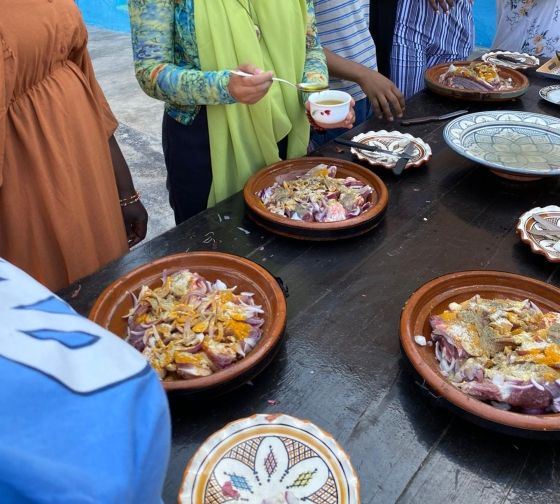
[[230, 70, 328, 91]]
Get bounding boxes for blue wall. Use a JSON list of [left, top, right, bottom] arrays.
[[77, 0, 497, 48], [76, 0, 130, 33], [474, 0, 496, 48]]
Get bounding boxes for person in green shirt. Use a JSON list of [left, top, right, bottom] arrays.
[[129, 0, 354, 223]]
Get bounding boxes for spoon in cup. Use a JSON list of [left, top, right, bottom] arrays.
[[230, 70, 329, 91]]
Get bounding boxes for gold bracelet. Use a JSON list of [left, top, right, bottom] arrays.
[[119, 191, 141, 207]]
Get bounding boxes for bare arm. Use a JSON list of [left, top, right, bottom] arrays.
[[323, 47, 405, 121], [109, 135, 148, 247]]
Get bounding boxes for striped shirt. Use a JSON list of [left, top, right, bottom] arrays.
[[313, 0, 377, 100]]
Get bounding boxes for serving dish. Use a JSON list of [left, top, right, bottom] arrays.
[[89, 252, 287, 394], [424, 61, 529, 102], [349, 130, 431, 171], [400, 271, 560, 433], [536, 54, 560, 81], [243, 157, 388, 240], [481, 51, 539, 70], [539, 85, 560, 106], [443, 110, 560, 180], [517, 206, 560, 263], [178, 413, 360, 503]]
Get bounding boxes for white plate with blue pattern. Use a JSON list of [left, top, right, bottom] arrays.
[[540, 85, 560, 106], [443, 111, 560, 179]]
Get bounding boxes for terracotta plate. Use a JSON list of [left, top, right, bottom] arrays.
[[89, 252, 287, 394], [517, 206, 560, 263], [243, 156, 389, 241], [178, 413, 360, 503], [424, 61, 529, 102], [400, 271, 560, 432], [350, 130, 431, 171]]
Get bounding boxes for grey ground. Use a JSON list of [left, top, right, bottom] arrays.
[[88, 27, 174, 242]]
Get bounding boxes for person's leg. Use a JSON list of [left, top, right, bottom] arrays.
[[390, 0, 431, 98], [369, 0, 399, 77], [162, 109, 213, 225]]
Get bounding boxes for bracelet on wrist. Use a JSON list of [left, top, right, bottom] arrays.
[[119, 191, 141, 207]]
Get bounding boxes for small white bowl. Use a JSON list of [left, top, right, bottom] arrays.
[[308, 90, 351, 125]]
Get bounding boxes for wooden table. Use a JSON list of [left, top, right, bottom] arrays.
[[60, 69, 560, 503]]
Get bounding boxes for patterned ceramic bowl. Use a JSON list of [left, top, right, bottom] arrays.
[[481, 51, 539, 70], [444, 111, 560, 180], [539, 85, 560, 106], [517, 206, 560, 263], [178, 413, 360, 503]]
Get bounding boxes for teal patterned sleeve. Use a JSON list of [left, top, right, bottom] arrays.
[[128, 0, 235, 107], [303, 0, 328, 86]]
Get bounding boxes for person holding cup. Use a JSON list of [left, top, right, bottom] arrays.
[[129, 0, 355, 224]]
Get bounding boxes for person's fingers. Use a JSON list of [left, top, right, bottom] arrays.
[[244, 71, 274, 86], [135, 216, 148, 241], [370, 98, 383, 120], [238, 63, 262, 75], [438, 0, 450, 12], [394, 87, 406, 111], [428, 0, 439, 12], [377, 95, 394, 121], [387, 90, 404, 118]]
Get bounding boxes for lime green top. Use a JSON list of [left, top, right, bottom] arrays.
[[130, 0, 328, 206]]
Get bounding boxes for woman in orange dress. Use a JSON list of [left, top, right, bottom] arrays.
[[0, 0, 147, 291]]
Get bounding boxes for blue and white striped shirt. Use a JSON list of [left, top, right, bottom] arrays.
[[314, 0, 378, 101]]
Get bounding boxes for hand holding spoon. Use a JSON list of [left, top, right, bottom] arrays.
[[230, 70, 329, 91]]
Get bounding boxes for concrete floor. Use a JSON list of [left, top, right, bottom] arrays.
[[87, 27, 174, 242]]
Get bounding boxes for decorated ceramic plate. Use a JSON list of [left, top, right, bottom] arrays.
[[178, 413, 360, 503], [517, 206, 560, 263], [481, 51, 539, 70], [349, 130, 431, 171], [540, 85, 560, 106], [443, 111, 560, 179], [400, 271, 560, 433]]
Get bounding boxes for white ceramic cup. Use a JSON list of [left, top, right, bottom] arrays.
[[308, 90, 352, 125]]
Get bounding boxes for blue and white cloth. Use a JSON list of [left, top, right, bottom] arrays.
[[0, 259, 171, 503], [313, 0, 378, 101], [391, 0, 474, 98]]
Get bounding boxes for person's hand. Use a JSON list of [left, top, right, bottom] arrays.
[[358, 69, 405, 121], [428, 0, 454, 13], [305, 99, 356, 130], [228, 64, 273, 104], [121, 200, 148, 248]]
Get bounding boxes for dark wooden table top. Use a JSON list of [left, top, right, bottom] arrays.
[[60, 69, 560, 503]]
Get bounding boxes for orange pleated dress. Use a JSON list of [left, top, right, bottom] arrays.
[[0, 0, 128, 291]]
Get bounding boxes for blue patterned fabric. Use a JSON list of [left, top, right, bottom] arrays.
[[129, 0, 327, 126], [391, 0, 474, 98], [0, 259, 170, 503]]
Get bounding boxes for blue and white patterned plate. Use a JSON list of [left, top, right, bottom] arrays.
[[178, 414, 360, 503], [443, 111, 560, 178], [540, 85, 560, 106]]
